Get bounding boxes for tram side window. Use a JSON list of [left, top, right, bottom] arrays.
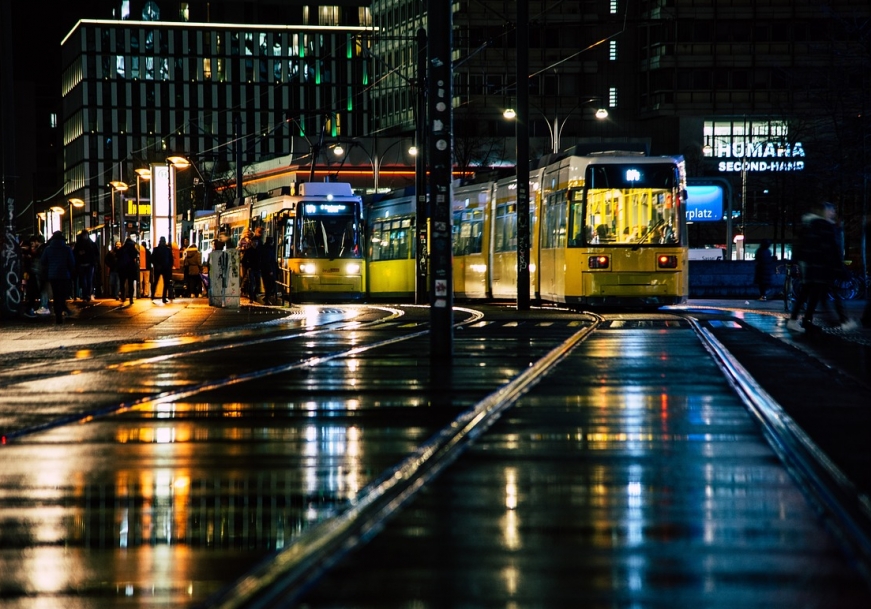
[[370, 218, 412, 261], [370, 221, 385, 261], [569, 192, 584, 247], [494, 203, 517, 253], [454, 209, 483, 255], [541, 194, 567, 249]]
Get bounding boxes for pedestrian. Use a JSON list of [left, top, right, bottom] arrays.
[[862, 220, 871, 329], [73, 229, 98, 302], [260, 234, 279, 305], [237, 228, 254, 297], [105, 242, 121, 300], [786, 201, 857, 333], [117, 236, 140, 305], [182, 241, 203, 297], [139, 238, 152, 298], [40, 231, 76, 324], [753, 239, 776, 301], [246, 227, 263, 302], [151, 236, 173, 303]]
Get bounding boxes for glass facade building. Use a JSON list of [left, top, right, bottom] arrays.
[[61, 18, 375, 233]]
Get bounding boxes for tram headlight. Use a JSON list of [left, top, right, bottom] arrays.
[[299, 262, 317, 274], [346, 262, 361, 274], [657, 255, 678, 269], [588, 255, 610, 269]]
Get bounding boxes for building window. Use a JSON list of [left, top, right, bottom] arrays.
[[702, 120, 797, 160], [610, 0, 618, 14], [609, 87, 617, 107], [609, 40, 617, 61]]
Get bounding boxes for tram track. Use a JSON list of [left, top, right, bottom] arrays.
[[0, 305, 484, 443], [3, 306, 871, 607], [207, 310, 871, 608]]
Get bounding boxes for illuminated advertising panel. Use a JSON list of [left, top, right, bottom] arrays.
[[150, 164, 175, 249], [685, 185, 724, 222]]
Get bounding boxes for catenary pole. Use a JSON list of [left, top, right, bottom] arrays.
[[427, 1, 453, 358], [516, 0, 530, 310]]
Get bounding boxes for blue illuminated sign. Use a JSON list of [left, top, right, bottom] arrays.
[[685, 185, 724, 222]]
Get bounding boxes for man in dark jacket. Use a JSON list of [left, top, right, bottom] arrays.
[[117, 236, 140, 305], [753, 239, 776, 301], [41, 231, 76, 324], [151, 236, 174, 303], [787, 202, 855, 333], [73, 229, 99, 302]]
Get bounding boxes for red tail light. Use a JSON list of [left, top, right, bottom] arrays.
[[588, 255, 610, 269], [658, 255, 678, 268]]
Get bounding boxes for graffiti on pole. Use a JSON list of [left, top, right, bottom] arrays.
[[1, 197, 22, 318]]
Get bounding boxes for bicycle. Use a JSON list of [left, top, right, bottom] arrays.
[[779, 261, 862, 314]]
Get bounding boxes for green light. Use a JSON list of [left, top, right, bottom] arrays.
[[362, 63, 368, 86]]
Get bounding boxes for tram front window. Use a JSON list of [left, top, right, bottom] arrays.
[[299, 214, 361, 259]]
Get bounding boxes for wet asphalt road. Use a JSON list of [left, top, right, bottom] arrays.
[[0, 298, 870, 607]]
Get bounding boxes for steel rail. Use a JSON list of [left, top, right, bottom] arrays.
[[205, 313, 603, 609], [688, 315, 871, 588], [1, 306, 484, 444]]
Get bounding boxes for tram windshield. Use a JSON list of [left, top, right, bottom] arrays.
[[296, 201, 362, 259], [570, 163, 683, 246]]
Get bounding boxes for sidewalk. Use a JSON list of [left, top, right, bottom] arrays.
[[0, 296, 297, 354]]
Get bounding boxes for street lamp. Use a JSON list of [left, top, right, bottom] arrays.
[[108, 180, 129, 243], [68, 198, 85, 241], [331, 139, 411, 193], [135, 168, 152, 240], [503, 100, 608, 154]]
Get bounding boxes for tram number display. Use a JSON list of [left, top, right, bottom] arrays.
[[304, 203, 354, 214]]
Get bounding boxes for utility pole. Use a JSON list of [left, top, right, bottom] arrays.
[[515, 0, 530, 310], [415, 27, 428, 305], [427, 1, 453, 358]]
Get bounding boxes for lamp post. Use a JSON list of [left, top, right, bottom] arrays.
[[503, 99, 608, 155], [68, 198, 84, 242], [108, 180, 129, 243], [331, 139, 409, 193], [135, 168, 152, 240]]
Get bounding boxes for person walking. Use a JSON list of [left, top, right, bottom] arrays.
[[753, 239, 776, 301], [259, 234, 279, 305], [139, 238, 152, 298], [787, 201, 856, 333], [105, 242, 121, 300], [151, 236, 174, 303], [117, 236, 140, 305], [40, 231, 76, 324], [182, 241, 203, 297], [246, 227, 263, 302], [73, 229, 98, 302], [862, 220, 871, 329], [237, 228, 254, 298]]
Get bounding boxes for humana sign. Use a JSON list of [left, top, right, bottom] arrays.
[[714, 141, 805, 172]]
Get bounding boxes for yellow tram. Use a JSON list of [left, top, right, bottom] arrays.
[[368, 151, 688, 308]]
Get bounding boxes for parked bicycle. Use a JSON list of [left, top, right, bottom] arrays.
[[778, 261, 862, 313]]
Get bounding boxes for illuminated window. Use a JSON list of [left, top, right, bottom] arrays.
[[610, 40, 617, 61], [610, 0, 618, 14], [609, 87, 618, 107]]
